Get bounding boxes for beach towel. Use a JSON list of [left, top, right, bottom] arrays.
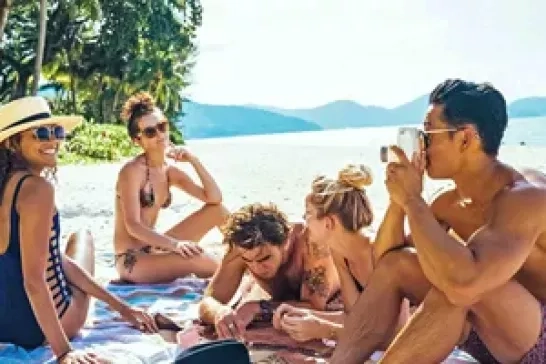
[[176, 319, 478, 363], [0, 277, 209, 364], [177, 320, 335, 362], [0, 275, 478, 364]]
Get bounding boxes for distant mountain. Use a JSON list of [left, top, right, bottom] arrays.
[[178, 95, 546, 139], [266, 100, 391, 129], [176, 100, 321, 139], [389, 95, 429, 124], [258, 94, 546, 131], [261, 95, 429, 129], [508, 97, 546, 118]]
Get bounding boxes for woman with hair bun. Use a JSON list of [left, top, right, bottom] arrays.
[[114, 91, 228, 283], [272, 164, 410, 343]]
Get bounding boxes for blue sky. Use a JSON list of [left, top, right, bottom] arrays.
[[186, 0, 546, 109]]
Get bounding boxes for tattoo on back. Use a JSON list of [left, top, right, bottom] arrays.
[[303, 266, 328, 297], [308, 240, 331, 259]]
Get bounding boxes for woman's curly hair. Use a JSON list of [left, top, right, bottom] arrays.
[[0, 135, 30, 204], [221, 203, 290, 250], [120, 91, 156, 138]]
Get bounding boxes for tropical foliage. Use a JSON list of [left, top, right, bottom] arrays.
[[0, 0, 203, 147], [58, 122, 140, 164]]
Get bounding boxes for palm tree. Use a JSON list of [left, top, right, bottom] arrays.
[[0, 0, 12, 44], [31, 0, 47, 95]]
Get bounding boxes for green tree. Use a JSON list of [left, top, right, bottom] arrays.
[[1, 0, 202, 144], [0, 1, 101, 100], [32, 0, 47, 95], [0, 0, 11, 43]]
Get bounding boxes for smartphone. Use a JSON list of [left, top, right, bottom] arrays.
[[380, 127, 421, 163]]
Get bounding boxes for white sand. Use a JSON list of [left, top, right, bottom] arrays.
[[54, 126, 546, 281]]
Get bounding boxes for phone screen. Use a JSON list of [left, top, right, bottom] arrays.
[[379, 127, 422, 163], [396, 127, 420, 161]]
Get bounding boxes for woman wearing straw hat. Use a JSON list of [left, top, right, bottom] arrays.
[[0, 97, 159, 363]]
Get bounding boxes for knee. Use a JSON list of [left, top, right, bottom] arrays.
[[376, 249, 420, 281], [423, 286, 458, 308], [80, 229, 94, 248], [67, 229, 95, 251]]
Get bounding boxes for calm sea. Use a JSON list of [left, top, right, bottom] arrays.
[[500, 116, 546, 147], [188, 116, 546, 148]]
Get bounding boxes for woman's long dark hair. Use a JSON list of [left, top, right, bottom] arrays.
[[0, 135, 29, 205]]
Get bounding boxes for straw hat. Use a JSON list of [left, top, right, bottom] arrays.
[[0, 96, 83, 142]]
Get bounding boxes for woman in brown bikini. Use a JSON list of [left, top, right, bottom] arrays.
[[114, 92, 228, 284]]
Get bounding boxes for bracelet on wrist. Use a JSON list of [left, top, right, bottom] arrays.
[[56, 348, 72, 362]]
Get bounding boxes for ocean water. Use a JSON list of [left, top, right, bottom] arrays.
[[188, 116, 546, 148], [501, 116, 546, 147]]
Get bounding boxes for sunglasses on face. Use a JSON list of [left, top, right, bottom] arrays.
[[420, 128, 459, 149], [32, 125, 66, 141], [139, 121, 169, 139]]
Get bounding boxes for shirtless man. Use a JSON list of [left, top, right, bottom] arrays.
[[198, 202, 340, 339], [330, 79, 546, 363]]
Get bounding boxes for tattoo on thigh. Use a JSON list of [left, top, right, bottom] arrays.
[[307, 240, 330, 259], [303, 266, 328, 297]]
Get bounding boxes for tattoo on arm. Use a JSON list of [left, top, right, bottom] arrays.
[[303, 266, 329, 298], [307, 240, 331, 258]]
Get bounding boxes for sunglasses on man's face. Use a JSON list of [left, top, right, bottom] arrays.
[[32, 125, 66, 142], [139, 121, 169, 139], [420, 128, 459, 149]]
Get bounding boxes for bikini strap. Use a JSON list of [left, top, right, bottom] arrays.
[[11, 174, 33, 213]]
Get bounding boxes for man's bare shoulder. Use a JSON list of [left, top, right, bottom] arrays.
[[488, 177, 546, 239], [520, 168, 546, 188], [305, 238, 332, 262], [496, 177, 546, 215], [291, 223, 331, 262]]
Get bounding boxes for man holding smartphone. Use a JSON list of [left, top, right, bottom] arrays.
[[330, 79, 546, 363]]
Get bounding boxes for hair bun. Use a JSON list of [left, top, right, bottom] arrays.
[[338, 164, 373, 189], [120, 91, 155, 122]]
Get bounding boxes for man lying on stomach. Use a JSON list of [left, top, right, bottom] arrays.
[[198, 202, 340, 339]]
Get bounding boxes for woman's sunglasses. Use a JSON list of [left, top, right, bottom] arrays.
[[139, 121, 169, 139], [32, 125, 66, 141]]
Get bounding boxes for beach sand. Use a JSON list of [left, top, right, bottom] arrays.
[[54, 127, 546, 281]]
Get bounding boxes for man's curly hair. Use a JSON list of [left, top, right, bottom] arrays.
[[120, 91, 156, 138], [221, 203, 290, 250]]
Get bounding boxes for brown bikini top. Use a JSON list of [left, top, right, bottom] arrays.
[[139, 157, 172, 209]]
